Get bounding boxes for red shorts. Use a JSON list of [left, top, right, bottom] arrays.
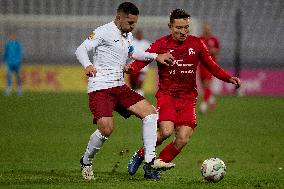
[[156, 91, 197, 129], [88, 84, 144, 124], [199, 64, 213, 81]]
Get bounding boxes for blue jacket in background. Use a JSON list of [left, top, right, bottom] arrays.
[[4, 40, 23, 66]]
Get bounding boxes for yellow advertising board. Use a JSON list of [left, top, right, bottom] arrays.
[[0, 65, 156, 93]]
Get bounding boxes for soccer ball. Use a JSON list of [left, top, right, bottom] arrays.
[[201, 157, 226, 182]]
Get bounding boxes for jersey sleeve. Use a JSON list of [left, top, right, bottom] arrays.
[[129, 34, 158, 62], [130, 39, 161, 73], [75, 29, 104, 68], [198, 39, 231, 82]]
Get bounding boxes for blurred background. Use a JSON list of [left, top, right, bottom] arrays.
[[0, 0, 283, 95]]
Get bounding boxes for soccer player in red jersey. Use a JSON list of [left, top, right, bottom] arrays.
[[125, 9, 240, 177], [199, 23, 220, 113]]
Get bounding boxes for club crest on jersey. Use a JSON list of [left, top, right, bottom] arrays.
[[88, 31, 95, 40], [188, 48, 195, 55]]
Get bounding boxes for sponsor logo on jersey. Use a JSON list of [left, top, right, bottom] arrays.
[[181, 70, 194, 74], [188, 48, 195, 55], [88, 31, 95, 40], [172, 60, 194, 67]]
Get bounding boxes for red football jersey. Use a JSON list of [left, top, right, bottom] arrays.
[[131, 35, 230, 97]]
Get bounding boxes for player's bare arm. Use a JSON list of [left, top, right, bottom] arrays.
[[125, 52, 175, 74], [229, 77, 241, 88], [85, 65, 97, 77], [156, 52, 175, 66]]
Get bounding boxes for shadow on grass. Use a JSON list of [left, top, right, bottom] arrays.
[[0, 169, 208, 187]]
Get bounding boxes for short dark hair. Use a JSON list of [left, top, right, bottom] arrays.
[[117, 2, 139, 15], [170, 9, 191, 23]]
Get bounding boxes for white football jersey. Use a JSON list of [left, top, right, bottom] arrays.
[[75, 21, 157, 93]]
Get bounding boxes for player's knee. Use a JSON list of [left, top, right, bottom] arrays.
[[97, 119, 113, 137], [146, 105, 157, 115], [160, 129, 173, 140], [99, 127, 113, 137], [175, 137, 189, 148]]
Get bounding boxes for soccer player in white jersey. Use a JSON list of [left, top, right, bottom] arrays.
[[75, 2, 175, 180]]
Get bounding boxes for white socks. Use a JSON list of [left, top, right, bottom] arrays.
[[208, 96, 216, 105], [82, 114, 157, 164], [83, 129, 108, 165], [142, 114, 158, 163], [200, 101, 208, 113]]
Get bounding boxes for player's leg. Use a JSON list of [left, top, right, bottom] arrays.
[[207, 78, 216, 112], [174, 126, 194, 149], [127, 98, 157, 162], [200, 79, 211, 113], [80, 90, 115, 180], [15, 65, 22, 96], [127, 92, 175, 175], [127, 99, 161, 179], [136, 121, 175, 157], [5, 66, 13, 96], [127, 121, 175, 175], [82, 117, 112, 165], [159, 126, 194, 161], [152, 121, 177, 171], [121, 86, 170, 179], [158, 96, 196, 165]]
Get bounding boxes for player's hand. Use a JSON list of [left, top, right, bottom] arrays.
[[85, 65, 96, 77], [156, 52, 175, 66], [123, 64, 134, 74], [229, 77, 241, 88]]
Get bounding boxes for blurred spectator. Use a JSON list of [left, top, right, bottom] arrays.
[[3, 32, 23, 96], [198, 23, 220, 113], [129, 29, 150, 96]]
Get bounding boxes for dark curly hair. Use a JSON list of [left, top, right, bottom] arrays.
[[170, 9, 191, 23]]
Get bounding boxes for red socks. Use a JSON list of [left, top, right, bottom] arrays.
[[203, 87, 212, 102], [137, 142, 181, 163], [137, 147, 145, 157], [137, 140, 163, 157], [158, 142, 181, 163]]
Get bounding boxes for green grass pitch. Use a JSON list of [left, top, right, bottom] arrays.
[[0, 92, 283, 188]]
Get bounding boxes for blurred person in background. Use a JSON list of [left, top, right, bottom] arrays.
[[3, 32, 23, 96], [125, 9, 240, 177], [75, 2, 174, 181], [198, 23, 220, 113], [129, 29, 150, 96]]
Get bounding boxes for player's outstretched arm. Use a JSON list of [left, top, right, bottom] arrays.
[[126, 52, 174, 74], [131, 50, 174, 65], [156, 52, 174, 66], [228, 77, 241, 88]]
